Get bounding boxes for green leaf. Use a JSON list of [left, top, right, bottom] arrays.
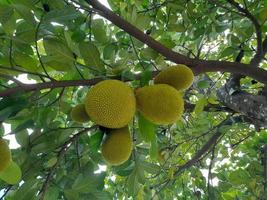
[[44, 6, 80, 23], [79, 42, 105, 71], [15, 130, 29, 147], [0, 5, 16, 35], [0, 161, 22, 185], [12, 119, 34, 134], [138, 113, 155, 142], [197, 80, 210, 89], [13, 52, 38, 72], [103, 44, 118, 60], [64, 189, 79, 200], [88, 131, 104, 153], [193, 97, 208, 115], [228, 169, 250, 185], [46, 157, 57, 168], [43, 37, 74, 63], [219, 47, 236, 58], [92, 19, 109, 44], [13, 179, 38, 200], [72, 173, 106, 193], [140, 161, 161, 174], [12, 4, 36, 26], [127, 169, 140, 196], [140, 70, 152, 86], [44, 187, 59, 200], [149, 136, 158, 160], [168, 24, 186, 32]]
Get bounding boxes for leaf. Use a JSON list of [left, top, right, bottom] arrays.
[[12, 4, 36, 26], [44, 6, 80, 23], [140, 161, 161, 174], [91, 191, 112, 200], [64, 189, 79, 200], [13, 52, 38, 72], [12, 119, 34, 134], [140, 70, 152, 87], [92, 19, 109, 44], [88, 131, 104, 153], [219, 47, 236, 58], [0, 161, 22, 185], [0, 5, 16, 35], [72, 173, 106, 193], [197, 80, 210, 89], [149, 136, 158, 160], [259, 7, 267, 21], [127, 169, 140, 196], [103, 44, 118, 60], [43, 37, 74, 62], [193, 97, 208, 115], [79, 42, 105, 71], [228, 169, 250, 185], [13, 179, 38, 200], [44, 187, 59, 200], [15, 130, 29, 147], [138, 113, 155, 142], [168, 24, 186, 32], [46, 157, 57, 168]]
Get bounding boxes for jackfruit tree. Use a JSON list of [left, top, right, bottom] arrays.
[[0, 0, 266, 199]]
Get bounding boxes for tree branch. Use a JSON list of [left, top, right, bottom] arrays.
[[0, 77, 111, 97], [85, 0, 267, 84]]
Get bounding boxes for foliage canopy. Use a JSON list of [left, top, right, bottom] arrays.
[[0, 0, 266, 199]]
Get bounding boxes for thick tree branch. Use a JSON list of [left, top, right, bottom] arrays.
[[0, 77, 109, 97], [0, 72, 160, 97], [86, 0, 267, 84]]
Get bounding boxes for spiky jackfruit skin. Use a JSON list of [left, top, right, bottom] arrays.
[[0, 139, 11, 172], [135, 84, 184, 125], [85, 80, 136, 128], [101, 127, 133, 166], [71, 104, 90, 123], [154, 64, 194, 91]]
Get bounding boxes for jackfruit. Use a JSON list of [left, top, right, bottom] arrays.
[[101, 126, 133, 166], [71, 104, 90, 123], [0, 161, 21, 184], [154, 64, 194, 91], [0, 139, 11, 172], [85, 80, 136, 128], [135, 84, 184, 125]]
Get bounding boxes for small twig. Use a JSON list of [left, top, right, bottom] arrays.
[[0, 65, 51, 80], [46, 88, 65, 106], [207, 145, 216, 200], [129, 36, 145, 70], [0, 73, 25, 87], [35, 15, 52, 81], [0, 185, 12, 200], [74, 64, 85, 79]]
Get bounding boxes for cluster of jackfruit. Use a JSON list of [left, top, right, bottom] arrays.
[[70, 80, 135, 166], [0, 138, 21, 184], [136, 64, 194, 125], [70, 64, 193, 166]]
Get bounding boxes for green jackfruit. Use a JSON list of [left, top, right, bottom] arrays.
[[85, 80, 136, 128], [135, 84, 184, 125], [154, 64, 194, 91], [101, 127, 133, 166]]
